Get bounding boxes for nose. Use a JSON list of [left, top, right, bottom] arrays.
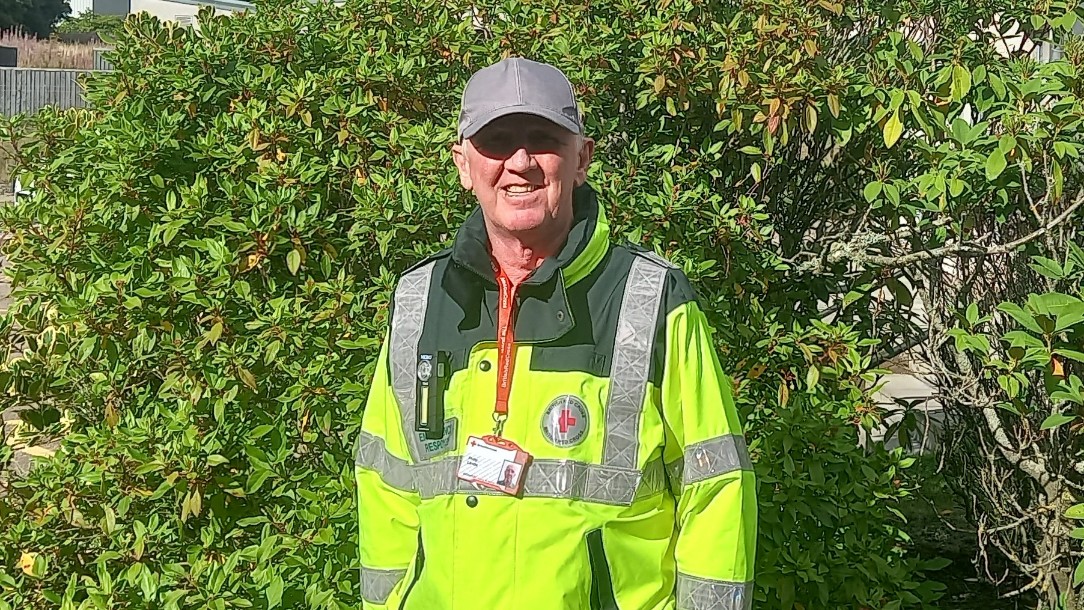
[[504, 146, 535, 172]]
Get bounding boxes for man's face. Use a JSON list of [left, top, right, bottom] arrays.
[[453, 114, 594, 240]]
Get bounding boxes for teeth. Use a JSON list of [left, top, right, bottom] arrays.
[[505, 185, 537, 193]]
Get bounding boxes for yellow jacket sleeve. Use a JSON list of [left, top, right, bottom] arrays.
[[355, 335, 422, 609], [661, 300, 757, 609]]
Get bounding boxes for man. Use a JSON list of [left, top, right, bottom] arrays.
[[354, 57, 756, 610]]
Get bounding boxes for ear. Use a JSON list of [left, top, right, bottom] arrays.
[[574, 137, 595, 186], [452, 141, 473, 190]]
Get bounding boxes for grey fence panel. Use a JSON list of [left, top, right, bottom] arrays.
[[0, 68, 94, 116], [93, 49, 115, 72]]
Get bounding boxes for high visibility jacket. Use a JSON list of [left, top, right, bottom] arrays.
[[355, 184, 756, 610]]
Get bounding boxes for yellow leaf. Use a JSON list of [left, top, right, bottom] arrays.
[[827, 93, 840, 118], [804, 104, 818, 133], [1052, 356, 1066, 379], [653, 74, 666, 94], [803, 40, 817, 56], [238, 367, 257, 391], [104, 403, 119, 428], [19, 552, 37, 576], [883, 109, 904, 149], [245, 252, 262, 271]]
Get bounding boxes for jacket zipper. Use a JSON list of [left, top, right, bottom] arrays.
[[398, 531, 425, 610], [587, 529, 619, 610]]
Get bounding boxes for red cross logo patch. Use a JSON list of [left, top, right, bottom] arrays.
[[541, 395, 589, 447]]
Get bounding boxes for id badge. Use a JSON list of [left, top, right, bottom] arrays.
[[456, 435, 531, 496]]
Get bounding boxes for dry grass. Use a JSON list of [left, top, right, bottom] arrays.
[[0, 30, 98, 70]]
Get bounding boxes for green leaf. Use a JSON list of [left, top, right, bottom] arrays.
[[266, 575, 284, 608], [1070, 528, 1084, 540], [1054, 303, 1084, 332], [996, 402, 1022, 416], [951, 65, 971, 101], [948, 178, 965, 197], [863, 181, 882, 202], [206, 322, 223, 345], [965, 303, 979, 325], [998, 302, 1043, 334], [206, 454, 229, 466], [1054, 349, 1084, 363], [883, 109, 903, 148], [985, 148, 1007, 180], [1039, 413, 1076, 430], [806, 365, 820, 390], [1075, 559, 1084, 587], [1001, 331, 1044, 349], [1067, 503, 1084, 519], [751, 162, 762, 183], [287, 249, 301, 275], [1029, 256, 1065, 280], [250, 425, 275, 439]]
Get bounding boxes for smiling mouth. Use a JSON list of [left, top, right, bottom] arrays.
[[503, 184, 542, 194]]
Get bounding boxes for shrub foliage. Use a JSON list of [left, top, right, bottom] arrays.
[[3, 0, 1080, 607]]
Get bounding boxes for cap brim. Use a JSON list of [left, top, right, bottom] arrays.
[[460, 105, 581, 140]]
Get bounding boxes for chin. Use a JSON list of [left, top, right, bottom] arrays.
[[496, 209, 551, 233]]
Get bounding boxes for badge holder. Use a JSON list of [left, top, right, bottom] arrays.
[[456, 435, 531, 496]]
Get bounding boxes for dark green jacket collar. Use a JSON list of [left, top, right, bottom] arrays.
[[444, 183, 610, 343]]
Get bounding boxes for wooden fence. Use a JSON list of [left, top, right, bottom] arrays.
[[0, 68, 96, 117]]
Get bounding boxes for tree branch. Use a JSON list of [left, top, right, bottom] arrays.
[[827, 189, 1084, 269]]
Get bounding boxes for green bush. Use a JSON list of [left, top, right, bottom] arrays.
[[0, 0, 994, 607], [54, 12, 125, 40]]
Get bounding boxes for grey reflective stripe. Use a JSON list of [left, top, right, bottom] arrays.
[[389, 261, 436, 462], [603, 254, 669, 471], [412, 456, 669, 504], [360, 566, 407, 604], [679, 434, 753, 486], [676, 573, 753, 610], [355, 430, 415, 492], [355, 435, 669, 503]]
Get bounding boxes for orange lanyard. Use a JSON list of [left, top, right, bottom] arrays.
[[494, 266, 518, 432]]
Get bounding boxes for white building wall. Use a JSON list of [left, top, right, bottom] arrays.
[[128, 0, 244, 25], [68, 0, 95, 16]]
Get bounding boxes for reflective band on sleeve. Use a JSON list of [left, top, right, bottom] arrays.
[[679, 434, 753, 486], [389, 261, 436, 463], [676, 573, 753, 610], [603, 255, 668, 471], [360, 566, 407, 605], [355, 431, 416, 492]]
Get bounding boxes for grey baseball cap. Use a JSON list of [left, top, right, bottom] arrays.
[[457, 57, 584, 140]]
